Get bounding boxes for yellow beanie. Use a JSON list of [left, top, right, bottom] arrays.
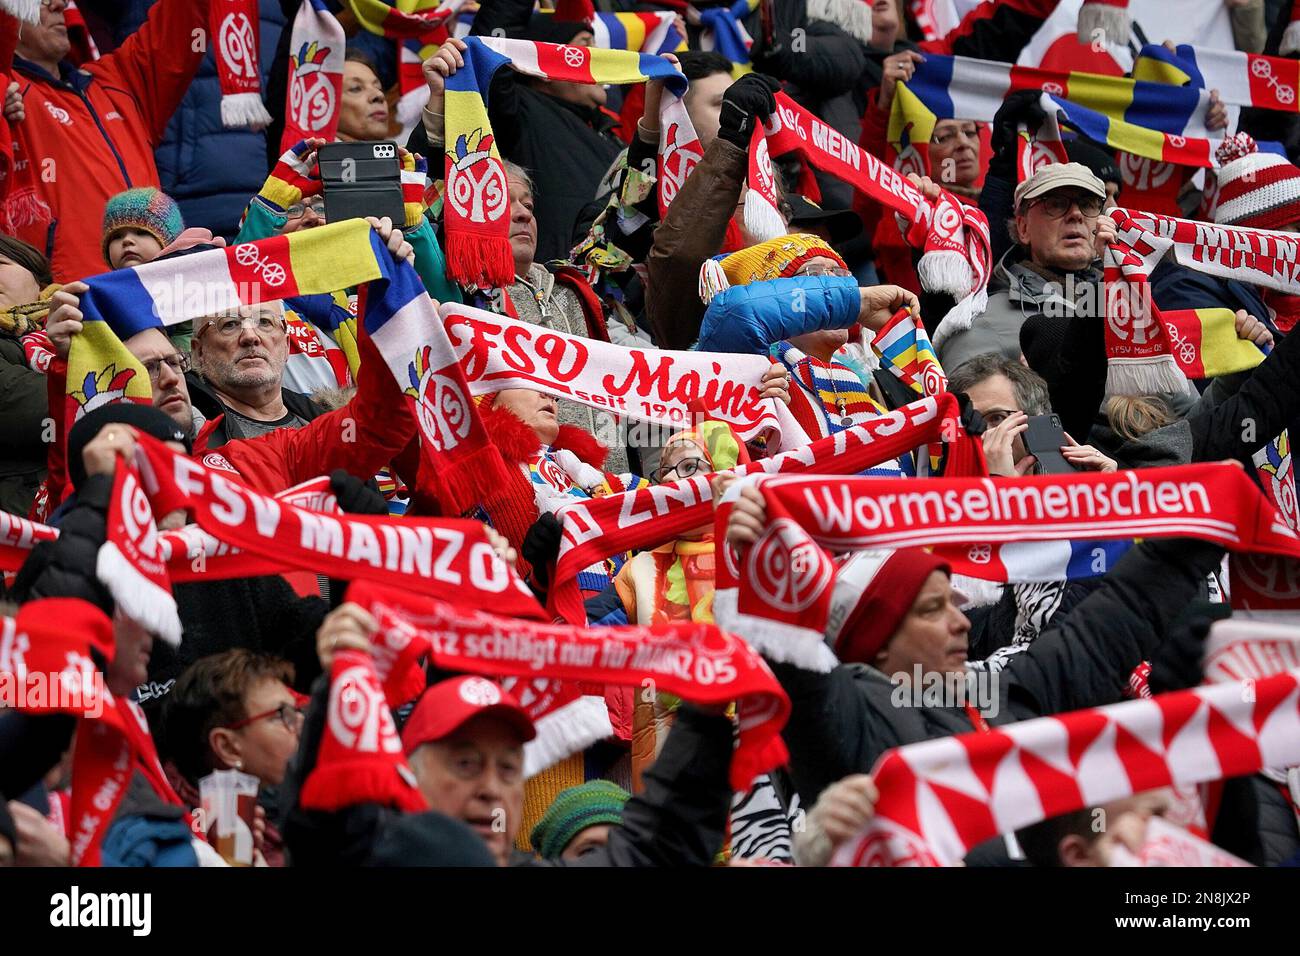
[[719, 233, 845, 287]]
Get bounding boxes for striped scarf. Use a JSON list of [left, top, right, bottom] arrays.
[[281, 0, 346, 152], [836, 668, 1300, 866], [441, 36, 698, 288], [65, 220, 500, 514]]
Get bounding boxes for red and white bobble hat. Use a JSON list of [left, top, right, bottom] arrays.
[[1214, 133, 1300, 231]]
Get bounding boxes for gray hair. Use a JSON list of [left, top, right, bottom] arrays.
[[947, 354, 1051, 415], [503, 161, 535, 195]]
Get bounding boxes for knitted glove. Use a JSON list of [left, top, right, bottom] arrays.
[[329, 469, 389, 516], [717, 73, 781, 150], [521, 513, 564, 589], [258, 140, 323, 214], [987, 90, 1049, 186], [399, 147, 431, 229]]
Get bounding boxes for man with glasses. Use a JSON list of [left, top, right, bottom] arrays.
[[188, 303, 327, 445], [933, 163, 1116, 375]]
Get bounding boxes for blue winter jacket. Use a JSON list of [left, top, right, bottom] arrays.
[[695, 277, 861, 355], [114, 0, 288, 241]]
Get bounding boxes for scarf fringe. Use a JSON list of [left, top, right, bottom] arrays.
[[445, 231, 515, 290], [743, 191, 787, 244], [805, 0, 873, 46], [0, 0, 40, 23], [220, 92, 272, 131], [1077, 1, 1130, 46], [435, 442, 513, 515], [96, 541, 183, 647], [916, 250, 975, 298], [523, 694, 614, 779], [712, 589, 839, 673], [1104, 355, 1187, 397], [1284, 20, 1300, 57]]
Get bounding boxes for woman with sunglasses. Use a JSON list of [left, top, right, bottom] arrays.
[[159, 650, 307, 866]]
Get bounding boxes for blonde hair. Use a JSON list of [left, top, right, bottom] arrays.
[[1105, 395, 1175, 442]]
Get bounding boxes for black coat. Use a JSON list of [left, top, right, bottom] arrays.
[[185, 371, 327, 447], [0, 333, 49, 516], [772, 538, 1226, 806], [281, 672, 735, 867]]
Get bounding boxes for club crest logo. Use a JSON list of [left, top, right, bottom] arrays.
[[747, 518, 833, 614], [459, 677, 502, 707], [218, 13, 259, 78], [1255, 433, 1297, 531], [445, 130, 509, 225], [328, 665, 402, 753], [289, 41, 337, 133], [406, 346, 472, 452], [658, 122, 702, 206], [70, 366, 137, 422]]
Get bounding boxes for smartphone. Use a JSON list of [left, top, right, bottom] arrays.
[[1023, 413, 1076, 475], [318, 141, 406, 227]]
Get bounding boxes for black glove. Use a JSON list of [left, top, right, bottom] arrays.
[[1147, 599, 1232, 695], [718, 73, 781, 149], [521, 513, 563, 589], [329, 469, 388, 516], [953, 391, 988, 437], [987, 89, 1050, 184]]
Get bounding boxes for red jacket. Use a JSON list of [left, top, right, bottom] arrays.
[[4, 0, 208, 282]]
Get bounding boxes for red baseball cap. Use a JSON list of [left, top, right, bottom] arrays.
[[401, 676, 537, 755]]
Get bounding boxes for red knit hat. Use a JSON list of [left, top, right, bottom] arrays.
[[828, 550, 956, 666], [1213, 133, 1300, 231]]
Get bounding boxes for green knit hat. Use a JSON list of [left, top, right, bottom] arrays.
[[102, 187, 185, 263], [529, 780, 630, 859]]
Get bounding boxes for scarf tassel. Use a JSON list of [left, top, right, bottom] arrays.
[[95, 541, 183, 647], [220, 92, 272, 131], [1077, 0, 1131, 46], [916, 250, 975, 299], [1284, 18, 1300, 57], [0, 0, 39, 23], [444, 231, 516, 292], [2, 188, 53, 231], [433, 441, 515, 516], [742, 190, 787, 244], [523, 694, 614, 779], [712, 588, 840, 673], [1104, 355, 1188, 399]]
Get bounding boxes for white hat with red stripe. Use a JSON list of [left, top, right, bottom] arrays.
[[1214, 133, 1300, 231]]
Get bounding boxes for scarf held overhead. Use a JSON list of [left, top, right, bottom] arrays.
[[349, 580, 791, 791], [550, 392, 985, 625], [213, 0, 272, 129], [281, 0, 346, 152], [834, 668, 1300, 866], [442, 301, 810, 450], [441, 36, 698, 288]]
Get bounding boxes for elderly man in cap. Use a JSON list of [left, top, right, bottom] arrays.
[[284, 605, 737, 867], [932, 162, 1117, 375]]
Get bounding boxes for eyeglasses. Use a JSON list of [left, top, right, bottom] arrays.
[[227, 701, 306, 734], [1028, 193, 1105, 219], [198, 314, 287, 340], [654, 456, 708, 484], [930, 123, 980, 148], [796, 265, 852, 278], [980, 407, 1021, 428], [142, 352, 190, 382], [285, 198, 326, 221]]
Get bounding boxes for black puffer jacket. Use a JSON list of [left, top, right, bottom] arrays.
[[281, 671, 735, 867], [773, 538, 1226, 805]]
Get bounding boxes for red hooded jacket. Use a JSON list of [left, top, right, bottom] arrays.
[[3, 0, 209, 282]]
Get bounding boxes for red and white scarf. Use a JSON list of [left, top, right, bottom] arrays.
[[350, 580, 792, 790], [1, 599, 188, 866], [719, 464, 1300, 670], [833, 668, 1300, 866], [280, 0, 346, 152], [213, 0, 272, 129], [550, 392, 983, 624], [124, 434, 547, 621], [767, 92, 992, 327], [442, 301, 811, 449]]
